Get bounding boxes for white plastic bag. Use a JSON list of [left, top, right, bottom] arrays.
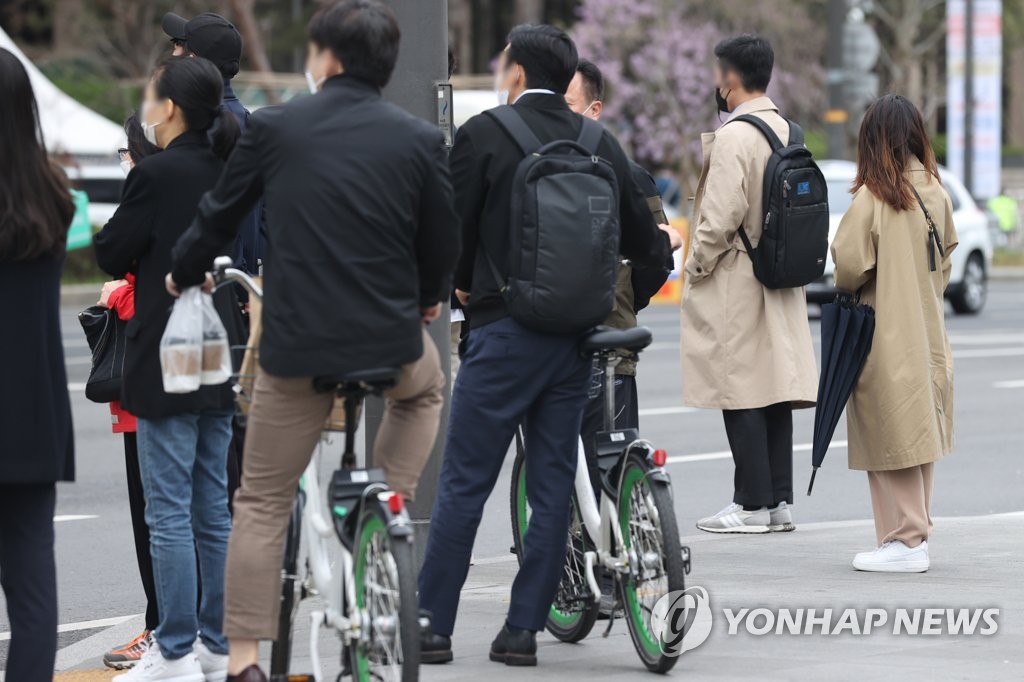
[[200, 292, 231, 385], [160, 287, 204, 393]]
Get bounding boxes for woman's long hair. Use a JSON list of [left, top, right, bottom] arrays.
[[151, 56, 240, 161], [0, 48, 74, 261], [853, 94, 940, 211]]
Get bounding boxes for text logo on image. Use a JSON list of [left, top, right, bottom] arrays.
[[650, 586, 713, 656]]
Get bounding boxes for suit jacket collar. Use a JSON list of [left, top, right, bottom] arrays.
[[514, 92, 570, 112], [726, 95, 778, 122], [322, 73, 382, 97], [165, 129, 209, 150]]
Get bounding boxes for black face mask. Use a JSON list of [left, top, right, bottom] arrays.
[[715, 86, 730, 113]]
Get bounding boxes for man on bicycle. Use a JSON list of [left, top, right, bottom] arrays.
[[167, 3, 458, 680]]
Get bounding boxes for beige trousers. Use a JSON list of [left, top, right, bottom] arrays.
[[866, 462, 934, 548], [224, 329, 444, 639]]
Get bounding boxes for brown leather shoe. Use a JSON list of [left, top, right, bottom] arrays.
[[227, 664, 268, 682]]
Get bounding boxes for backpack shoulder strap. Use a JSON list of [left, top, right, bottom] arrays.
[[576, 117, 604, 155], [786, 119, 805, 147], [732, 114, 785, 152], [486, 105, 543, 156]]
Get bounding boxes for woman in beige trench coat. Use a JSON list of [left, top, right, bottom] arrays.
[[832, 95, 957, 573]]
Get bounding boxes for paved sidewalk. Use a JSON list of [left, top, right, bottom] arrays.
[[54, 511, 1024, 681]]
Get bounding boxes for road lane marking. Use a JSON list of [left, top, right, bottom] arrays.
[[1, 614, 138, 641], [952, 347, 1024, 359], [638, 405, 698, 416], [54, 515, 98, 523], [994, 379, 1024, 389], [67, 382, 87, 391], [666, 441, 847, 465]]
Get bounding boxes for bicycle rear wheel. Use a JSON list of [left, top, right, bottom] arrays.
[[350, 504, 419, 682], [510, 431, 600, 643], [270, 492, 304, 677], [617, 450, 686, 673]]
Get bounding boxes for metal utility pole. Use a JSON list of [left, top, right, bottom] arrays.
[[367, 0, 451, 565], [825, 0, 849, 159], [964, 0, 975, 194]]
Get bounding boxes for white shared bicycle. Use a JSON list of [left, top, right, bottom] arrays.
[[213, 257, 421, 682], [509, 325, 692, 673]]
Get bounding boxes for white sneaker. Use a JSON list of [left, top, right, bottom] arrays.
[[853, 540, 929, 573], [113, 640, 204, 682], [194, 640, 228, 682], [696, 502, 770, 534], [768, 501, 795, 532]]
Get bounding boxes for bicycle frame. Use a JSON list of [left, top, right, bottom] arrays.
[[571, 347, 668, 605], [211, 257, 404, 682]]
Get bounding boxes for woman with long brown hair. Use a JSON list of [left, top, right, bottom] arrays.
[[0, 46, 75, 681], [832, 94, 958, 573]]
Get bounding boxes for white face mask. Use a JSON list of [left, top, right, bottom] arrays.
[[304, 70, 320, 95], [581, 101, 598, 117], [119, 159, 133, 176], [494, 67, 510, 106], [140, 101, 163, 147]]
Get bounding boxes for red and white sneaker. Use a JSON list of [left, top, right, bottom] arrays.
[[104, 630, 153, 670]]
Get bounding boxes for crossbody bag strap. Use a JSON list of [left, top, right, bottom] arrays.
[[910, 186, 943, 272]]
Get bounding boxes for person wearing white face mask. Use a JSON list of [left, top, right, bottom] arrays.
[[94, 56, 242, 682]]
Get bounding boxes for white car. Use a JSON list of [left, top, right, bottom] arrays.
[[808, 159, 993, 314]]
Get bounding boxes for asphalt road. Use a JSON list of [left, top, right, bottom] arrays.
[[2, 280, 1023, 671]]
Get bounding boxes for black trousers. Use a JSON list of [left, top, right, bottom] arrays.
[[722, 402, 794, 508], [0, 483, 57, 682], [123, 433, 159, 631], [581, 372, 639, 497]]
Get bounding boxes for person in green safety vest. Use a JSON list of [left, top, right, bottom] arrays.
[[987, 192, 1020, 233]]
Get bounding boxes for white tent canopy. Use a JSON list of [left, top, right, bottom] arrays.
[[0, 26, 125, 159]]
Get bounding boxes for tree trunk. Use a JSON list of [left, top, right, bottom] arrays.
[[514, 0, 543, 24], [227, 0, 279, 103]]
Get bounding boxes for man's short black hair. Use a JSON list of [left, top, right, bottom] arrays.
[[575, 58, 604, 102], [309, 0, 400, 88], [506, 24, 578, 94], [714, 34, 774, 93]]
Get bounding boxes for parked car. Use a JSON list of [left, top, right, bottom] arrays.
[[809, 160, 993, 314]]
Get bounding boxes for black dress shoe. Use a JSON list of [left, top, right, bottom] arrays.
[[226, 664, 268, 682], [489, 623, 537, 666], [420, 630, 453, 664]]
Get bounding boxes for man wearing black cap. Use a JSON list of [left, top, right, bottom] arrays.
[[162, 11, 263, 275]]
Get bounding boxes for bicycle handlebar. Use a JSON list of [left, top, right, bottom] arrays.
[[212, 256, 263, 300]]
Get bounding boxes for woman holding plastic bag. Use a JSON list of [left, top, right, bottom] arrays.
[[94, 56, 240, 682]]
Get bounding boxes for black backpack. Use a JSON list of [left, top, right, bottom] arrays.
[[731, 115, 829, 289], [484, 106, 621, 334]]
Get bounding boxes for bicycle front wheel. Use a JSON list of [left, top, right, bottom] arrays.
[[617, 450, 686, 673], [510, 431, 599, 643], [269, 492, 304, 677], [350, 505, 419, 682]]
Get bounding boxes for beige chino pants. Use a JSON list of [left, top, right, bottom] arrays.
[[224, 329, 444, 639], [866, 462, 934, 548]]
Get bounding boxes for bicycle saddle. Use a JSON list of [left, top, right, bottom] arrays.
[[313, 367, 400, 393], [581, 326, 653, 354]]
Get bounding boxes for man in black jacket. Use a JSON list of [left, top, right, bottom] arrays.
[[167, 3, 458, 679], [417, 24, 681, 667]]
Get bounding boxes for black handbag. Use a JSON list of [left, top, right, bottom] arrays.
[[78, 305, 127, 404]]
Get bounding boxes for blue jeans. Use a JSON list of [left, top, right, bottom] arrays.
[[137, 410, 233, 658]]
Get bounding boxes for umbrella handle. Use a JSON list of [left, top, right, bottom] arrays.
[[807, 467, 819, 496]]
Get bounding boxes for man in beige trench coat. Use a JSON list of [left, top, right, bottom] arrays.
[[681, 34, 817, 534]]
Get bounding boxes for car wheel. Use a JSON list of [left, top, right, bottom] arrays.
[[949, 252, 987, 314]]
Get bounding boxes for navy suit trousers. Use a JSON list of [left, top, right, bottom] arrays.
[[418, 316, 590, 634]]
